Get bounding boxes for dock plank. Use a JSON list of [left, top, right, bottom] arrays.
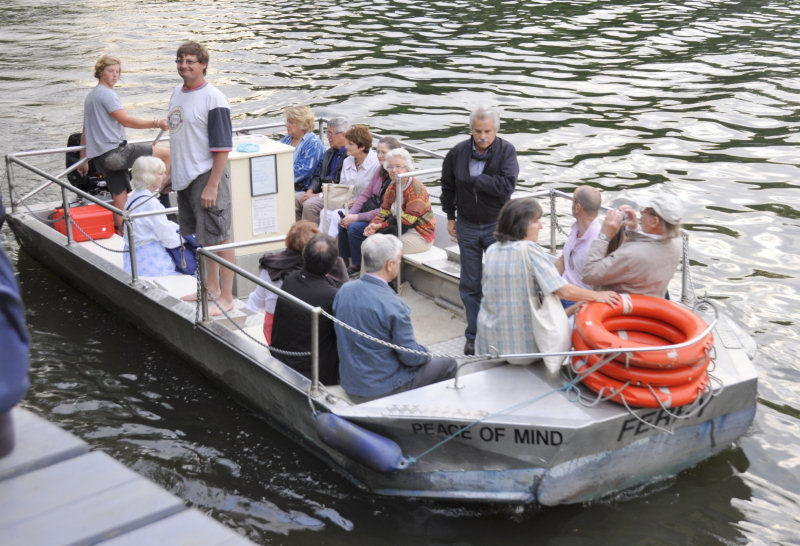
[[1, 451, 184, 545], [0, 407, 88, 481], [0, 408, 255, 546]]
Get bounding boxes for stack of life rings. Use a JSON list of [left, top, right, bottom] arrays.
[[572, 294, 713, 408]]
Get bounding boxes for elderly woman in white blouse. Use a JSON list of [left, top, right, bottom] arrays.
[[122, 156, 182, 277]]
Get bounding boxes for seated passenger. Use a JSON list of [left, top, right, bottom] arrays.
[[581, 193, 683, 298], [339, 124, 380, 196], [362, 148, 435, 256], [122, 156, 182, 277], [475, 198, 619, 359], [318, 124, 380, 234], [333, 234, 457, 400], [247, 220, 319, 344], [282, 106, 324, 221], [554, 185, 602, 307], [298, 116, 349, 223], [271, 234, 342, 385], [248, 221, 348, 344], [338, 136, 402, 276]]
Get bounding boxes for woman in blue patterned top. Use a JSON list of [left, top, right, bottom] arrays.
[[281, 106, 324, 192]]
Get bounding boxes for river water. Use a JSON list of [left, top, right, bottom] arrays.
[[1, 0, 799, 544]]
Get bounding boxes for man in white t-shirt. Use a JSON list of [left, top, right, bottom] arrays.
[[167, 41, 234, 315], [555, 185, 602, 307]]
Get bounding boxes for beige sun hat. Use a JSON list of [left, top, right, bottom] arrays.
[[640, 193, 683, 224]]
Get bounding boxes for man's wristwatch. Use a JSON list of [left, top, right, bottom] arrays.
[[598, 232, 609, 241]]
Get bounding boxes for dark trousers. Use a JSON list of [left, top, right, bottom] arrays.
[[349, 357, 459, 403], [392, 357, 458, 395], [456, 219, 497, 340], [338, 221, 369, 267]]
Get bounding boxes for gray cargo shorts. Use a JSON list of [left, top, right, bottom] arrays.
[[177, 168, 232, 246]]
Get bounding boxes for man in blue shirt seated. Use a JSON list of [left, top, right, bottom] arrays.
[[333, 234, 457, 400]]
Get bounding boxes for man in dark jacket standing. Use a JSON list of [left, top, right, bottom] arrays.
[[441, 106, 519, 355]]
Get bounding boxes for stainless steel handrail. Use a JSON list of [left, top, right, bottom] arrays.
[[6, 155, 124, 229]]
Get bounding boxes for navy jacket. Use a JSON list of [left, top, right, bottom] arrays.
[[272, 268, 341, 385], [440, 136, 519, 225]]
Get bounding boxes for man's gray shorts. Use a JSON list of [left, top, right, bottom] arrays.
[[177, 168, 231, 246]]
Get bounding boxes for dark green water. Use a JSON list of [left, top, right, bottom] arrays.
[[1, 0, 798, 543]]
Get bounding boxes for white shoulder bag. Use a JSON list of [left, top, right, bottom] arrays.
[[519, 243, 572, 374]]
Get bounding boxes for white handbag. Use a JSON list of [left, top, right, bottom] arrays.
[[520, 243, 572, 373], [320, 183, 355, 233], [322, 183, 355, 210]]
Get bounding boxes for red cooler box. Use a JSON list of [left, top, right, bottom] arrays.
[[53, 204, 114, 242]]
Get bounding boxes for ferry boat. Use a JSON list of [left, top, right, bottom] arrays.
[[3, 121, 758, 505]]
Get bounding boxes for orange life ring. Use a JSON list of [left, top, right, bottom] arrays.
[[602, 315, 684, 344], [579, 367, 709, 408], [572, 330, 711, 387], [574, 294, 713, 369]]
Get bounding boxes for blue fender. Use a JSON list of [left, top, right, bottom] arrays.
[[315, 412, 408, 473]]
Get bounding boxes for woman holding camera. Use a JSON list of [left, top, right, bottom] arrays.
[[581, 193, 683, 298]]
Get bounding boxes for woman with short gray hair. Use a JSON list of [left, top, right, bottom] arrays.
[[362, 148, 436, 256], [338, 136, 403, 275]]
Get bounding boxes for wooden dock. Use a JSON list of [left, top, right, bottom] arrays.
[[0, 407, 254, 545]]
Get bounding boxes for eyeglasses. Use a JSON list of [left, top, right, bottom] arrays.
[[387, 164, 407, 171], [641, 208, 656, 217], [175, 59, 199, 65]]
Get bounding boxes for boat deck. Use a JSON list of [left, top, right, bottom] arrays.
[[74, 230, 465, 344], [74, 231, 471, 365], [0, 407, 253, 545]]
